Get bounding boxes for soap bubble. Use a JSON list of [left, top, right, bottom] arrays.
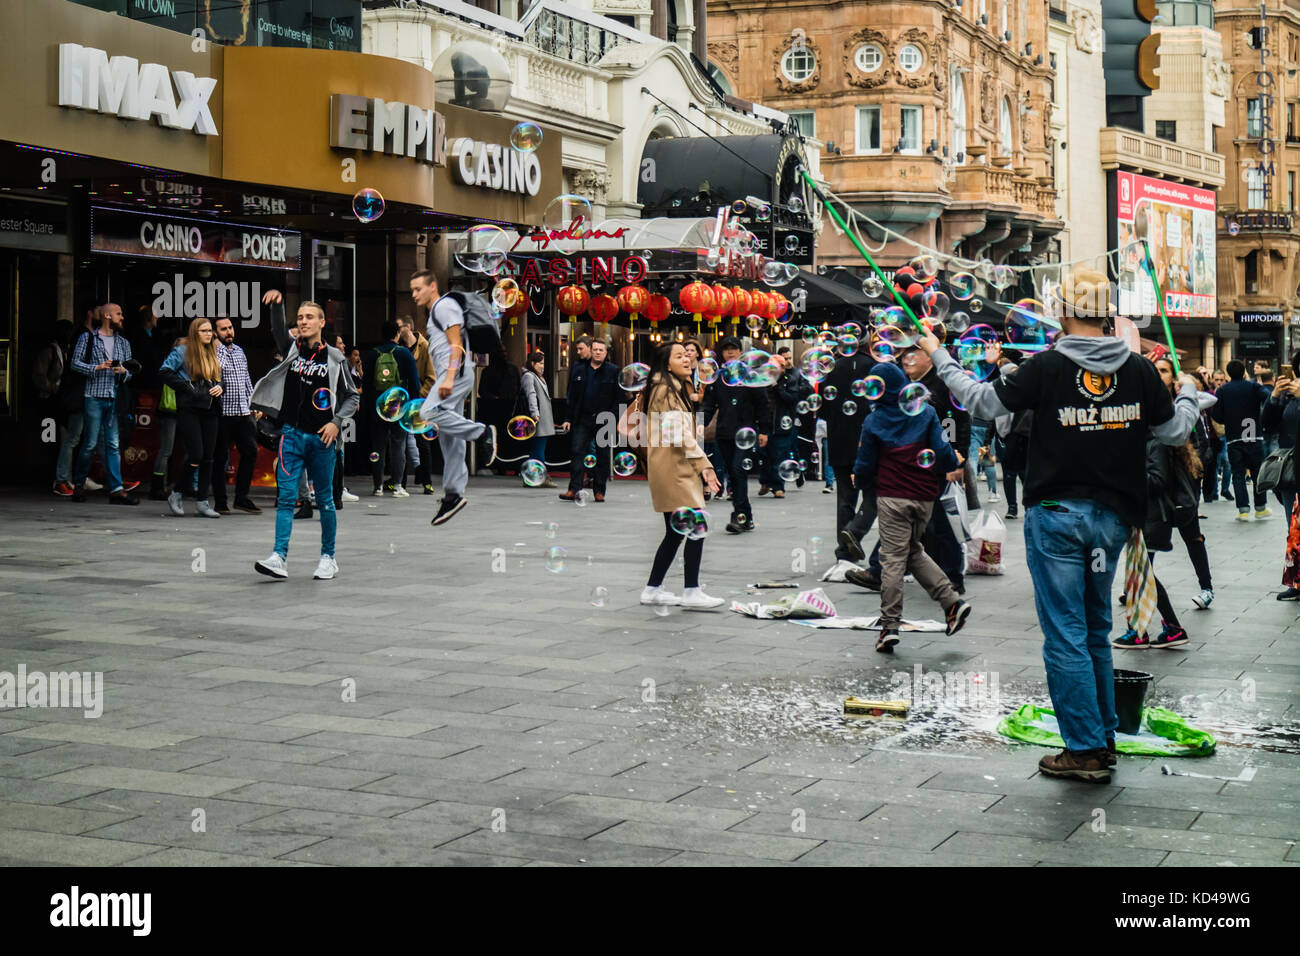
[[823, 385, 838, 401], [862, 275, 885, 298], [575, 489, 593, 506], [796, 400, 811, 414], [583, 454, 597, 468], [369, 452, 380, 462], [777, 460, 801, 482], [863, 375, 886, 400], [784, 262, 800, 282], [806, 393, 822, 411], [779, 415, 793, 430], [352, 188, 385, 223], [613, 451, 638, 477], [520, 459, 548, 486], [801, 326, 819, 344], [741, 457, 753, 470], [697, 358, 719, 385], [510, 122, 543, 152], [746, 314, 765, 332], [590, 586, 609, 607], [850, 379, 867, 397], [454, 223, 509, 273], [761, 260, 790, 287], [784, 234, 800, 253], [991, 264, 1016, 290], [543, 193, 593, 230], [376, 387, 409, 422], [686, 509, 711, 540], [546, 521, 558, 538], [969, 297, 984, 313], [491, 277, 521, 311], [507, 415, 537, 440], [734, 427, 757, 450], [756, 204, 772, 221], [720, 360, 746, 386], [916, 448, 936, 468], [838, 333, 859, 356], [397, 399, 437, 436], [731, 199, 748, 215], [908, 254, 940, 282], [921, 289, 950, 320], [842, 400, 858, 415], [670, 506, 700, 535], [869, 340, 896, 363], [619, 363, 650, 391], [311, 388, 332, 411], [545, 546, 566, 573], [948, 311, 971, 334], [899, 382, 930, 416], [788, 194, 804, 214], [948, 272, 977, 300]]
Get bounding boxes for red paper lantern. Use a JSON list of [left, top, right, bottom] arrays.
[[588, 294, 619, 323], [749, 290, 770, 319], [767, 292, 790, 322], [730, 287, 753, 318], [616, 284, 650, 323], [645, 294, 672, 325], [679, 281, 715, 323], [505, 291, 529, 326], [557, 285, 590, 318], [710, 285, 734, 318]]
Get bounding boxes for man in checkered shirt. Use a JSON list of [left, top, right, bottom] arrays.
[[211, 317, 262, 515], [70, 303, 139, 505]]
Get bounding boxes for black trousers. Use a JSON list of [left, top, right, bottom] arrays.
[[371, 415, 407, 492], [176, 406, 220, 500], [833, 475, 877, 561], [648, 512, 703, 589], [715, 437, 752, 522], [567, 416, 609, 494], [1228, 441, 1265, 512], [212, 414, 258, 508]]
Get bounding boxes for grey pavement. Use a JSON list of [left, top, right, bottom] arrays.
[[0, 476, 1296, 866]]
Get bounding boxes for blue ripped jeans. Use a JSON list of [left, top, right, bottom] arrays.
[[274, 425, 337, 559]]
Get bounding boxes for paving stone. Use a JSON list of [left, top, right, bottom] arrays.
[[43, 766, 256, 797], [0, 826, 161, 865]]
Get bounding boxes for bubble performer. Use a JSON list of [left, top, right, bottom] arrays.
[[251, 290, 360, 582]]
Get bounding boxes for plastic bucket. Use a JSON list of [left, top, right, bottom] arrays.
[[1113, 668, 1152, 735]]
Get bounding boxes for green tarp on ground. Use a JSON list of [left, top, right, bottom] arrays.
[[998, 704, 1216, 757]]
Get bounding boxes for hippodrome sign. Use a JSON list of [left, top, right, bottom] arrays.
[[1251, 3, 1276, 204]]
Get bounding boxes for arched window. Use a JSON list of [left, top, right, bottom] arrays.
[[999, 97, 1013, 156], [951, 68, 967, 158]]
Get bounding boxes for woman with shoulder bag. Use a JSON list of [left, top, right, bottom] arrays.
[[159, 319, 223, 518], [520, 350, 558, 488], [1114, 357, 1213, 647], [641, 342, 725, 609]]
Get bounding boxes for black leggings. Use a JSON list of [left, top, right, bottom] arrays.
[[1176, 519, 1212, 592], [176, 406, 220, 500], [647, 512, 703, 589]]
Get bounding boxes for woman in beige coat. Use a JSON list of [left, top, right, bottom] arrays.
[[641, 342, 724, 609]]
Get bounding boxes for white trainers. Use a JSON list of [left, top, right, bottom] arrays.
[[680, 588, 725, 610], [313, 555, 338, 580], [1192, 588, 1214, 609], [391, 486, 410, 498], [341, 488, 359, 503], [167, 490, 185, 516], [639, 586, 680, 606], [989, 493, 1001, 503], [371, 489, 384, 497], [255, 553, 288, 579], [83, 477, 103, 492]]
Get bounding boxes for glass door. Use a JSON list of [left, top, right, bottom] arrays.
[[310, 240, 356, 348]]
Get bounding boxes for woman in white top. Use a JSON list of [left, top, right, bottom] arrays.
[[520, 350, 558, 488]]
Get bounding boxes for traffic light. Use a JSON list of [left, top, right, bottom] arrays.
[[1102, 0, 1161, 130]]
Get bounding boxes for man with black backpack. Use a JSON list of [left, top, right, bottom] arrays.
[[410, 270, 497, 525], [363, 320, 421, 498]]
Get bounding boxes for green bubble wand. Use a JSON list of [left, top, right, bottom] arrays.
[[797, 167, 926, 337], [1134, 207, 1180, 375]]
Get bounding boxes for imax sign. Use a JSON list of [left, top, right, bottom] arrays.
[[57, 43, 218, 136]]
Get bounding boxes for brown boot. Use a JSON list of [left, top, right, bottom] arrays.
[[1038, 748, 1112, 784]]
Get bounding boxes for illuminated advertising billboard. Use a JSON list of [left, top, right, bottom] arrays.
[[1115, 171, 1216, 319]]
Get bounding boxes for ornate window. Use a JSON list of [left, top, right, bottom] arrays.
[[999, 97, 1013, 155], [951, 68, 967, 158], [781, 46, 817, 82], [898, 44, 923, 73], [855, 44, 883, 73]]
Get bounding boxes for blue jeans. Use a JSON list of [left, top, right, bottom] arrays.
[[56, 409, 84, 483], [1023, 500, 1129, 753], [1216, 442, 1231, 496], [821, 438, 835, 488], [528, 432, 549, 465], [74, 396, 123, 492], [763, 431, 796, 491], [274, 425, 337, 559]]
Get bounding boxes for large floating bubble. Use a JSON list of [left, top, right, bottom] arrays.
[[510, 122, 543, 153], [376, 387, 409, 422], [507, 415, 537, 441], [899, 382, 930, 416], [619, 363, 650, 392], [734, 427, 757, 450], [352, 188, 385, 223]]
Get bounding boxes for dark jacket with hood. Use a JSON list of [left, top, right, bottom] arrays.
[[931, 335, 1199, 530], [1143, 437, 1200, 551], [701, 369, 771, 442], [767, 366, 813, 436], [1210, 377, 1270, 442], [821, 350, 875, 468], [852, 362, 958, 500]]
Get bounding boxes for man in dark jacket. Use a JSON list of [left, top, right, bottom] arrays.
[[701, 336, 770, 532], [1211, 359, 1272, 519], [759, 348, 812, 497], [363, 320, 422, 497], [561, 338, 620, 502], [818, 346, 875, 572]]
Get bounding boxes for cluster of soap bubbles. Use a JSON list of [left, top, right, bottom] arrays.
[[719, 350, 785, 389], [669, 506, 710, 539]]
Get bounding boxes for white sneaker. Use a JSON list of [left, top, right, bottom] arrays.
[[989, 493, 1001, 503], [313, 555, 338, 580], [341, 488, 359, 503], [371, 489, 384, 497], [83, 477, 104, 491], [681, 588, 725, 610], [391, 486, 410, 498], [167, 490, 185, 516], [639, 586, 680, 606], [255, 553, 288, 579]]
